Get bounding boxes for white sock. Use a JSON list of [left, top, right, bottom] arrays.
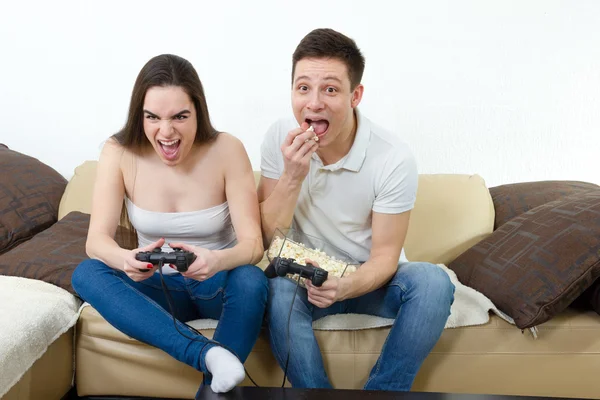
[[205, 346, 245, 393]]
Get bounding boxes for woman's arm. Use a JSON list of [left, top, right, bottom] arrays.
[[85, 139, 132, 270], [213, 134, 264, 269]]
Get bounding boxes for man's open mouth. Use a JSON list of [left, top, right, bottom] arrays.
[[306, 119, 329, 136]]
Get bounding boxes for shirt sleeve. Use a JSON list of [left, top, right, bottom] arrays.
[[260, 120, 284, 180], [372, 148, 418, 214]]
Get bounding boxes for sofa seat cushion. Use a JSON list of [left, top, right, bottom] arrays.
[[75, 304, 600, 399]]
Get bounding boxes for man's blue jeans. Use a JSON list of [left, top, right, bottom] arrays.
[[71, 259, 268, 382], [266, 261, 455, 391]]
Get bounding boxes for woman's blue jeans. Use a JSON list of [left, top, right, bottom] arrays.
[[71, 259, 268, 384], [266, 261, 455, 391]]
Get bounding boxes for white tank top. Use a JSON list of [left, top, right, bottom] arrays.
[[125, 198, 237, 275]]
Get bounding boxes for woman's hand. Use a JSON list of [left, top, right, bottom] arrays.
[[124, 238, 165, 282], [168, 242, 221, 281]]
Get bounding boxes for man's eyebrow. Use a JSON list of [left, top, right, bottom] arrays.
[[323, 76, 343, 83], [293, 75, 343, 84]]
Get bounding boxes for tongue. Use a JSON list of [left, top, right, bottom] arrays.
[[161, 142, 179, 156], [310, 121, 329, 135]]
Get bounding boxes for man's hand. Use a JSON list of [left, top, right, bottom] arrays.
[[168, 242, 221, 281], [281, 122, 319, 184], [303, 259, 350, 308]]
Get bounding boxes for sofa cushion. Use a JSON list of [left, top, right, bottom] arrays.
[[448, 190, 600, 329], [489, 180, 600, 230], [58, 160, 98, 220], [403, 174, 495, 265], [0, 144, 67, 255], [0, 211, 131, 296], [0, 211, 90, 295]]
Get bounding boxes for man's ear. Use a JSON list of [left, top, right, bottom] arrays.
[[351, 84, 364, 108]]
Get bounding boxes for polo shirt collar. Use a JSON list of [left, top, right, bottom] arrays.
[[341, 108, 370, 172]]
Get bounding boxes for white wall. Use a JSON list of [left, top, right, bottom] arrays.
[[1, 0, 598, 187]]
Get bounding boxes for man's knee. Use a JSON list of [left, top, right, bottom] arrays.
[[392, 262, 455, 304]]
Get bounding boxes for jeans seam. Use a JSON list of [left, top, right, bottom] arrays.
[[364, 284, 406, 388], [188, 287, 224, 301]]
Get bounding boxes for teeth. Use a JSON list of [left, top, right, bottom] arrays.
[[158, 139, 179, 146]]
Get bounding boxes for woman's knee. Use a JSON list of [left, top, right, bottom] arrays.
[[228, 264, 268, 301], [71, 259, 110, 297]]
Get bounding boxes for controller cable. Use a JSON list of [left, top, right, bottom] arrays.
[[153, 258, 262, 387], [281, 271, 303, 387]]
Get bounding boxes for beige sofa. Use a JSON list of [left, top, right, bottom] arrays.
[[7, 160, 600, 400]]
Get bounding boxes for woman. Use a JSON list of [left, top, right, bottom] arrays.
[[71, 54, 268, 395]]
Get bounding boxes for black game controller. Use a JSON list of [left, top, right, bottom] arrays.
[[264, 256, 328, 287], [135, 247, 197, 273]]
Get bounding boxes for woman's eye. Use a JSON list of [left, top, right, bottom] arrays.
[[145, 115, 157, 120], [175, 115, 188, 120]]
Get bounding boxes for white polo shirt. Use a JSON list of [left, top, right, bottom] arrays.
[[260, 109, 418, 264]]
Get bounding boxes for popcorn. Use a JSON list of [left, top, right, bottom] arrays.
[[304, 125, 319, 142], [268, 236, 358, 285]]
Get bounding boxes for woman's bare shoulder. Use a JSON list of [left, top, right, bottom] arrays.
[[98, 137, 136, 170], [213, 132, 247, 156]]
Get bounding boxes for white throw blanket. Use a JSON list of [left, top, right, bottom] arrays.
[[188, 263, 515, 331], [0, 276, 83, 398]]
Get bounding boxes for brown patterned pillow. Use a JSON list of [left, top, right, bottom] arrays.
[[448, 190, 600, 329], [0, 211, 131, 296], [0, 144, 67, 254], [489, 180, 599, 230]]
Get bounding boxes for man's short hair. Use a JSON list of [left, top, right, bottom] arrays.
[[292, 28, 365, 90]]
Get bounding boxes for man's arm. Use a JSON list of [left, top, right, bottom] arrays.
[[258, 122, 319, 248], [339, 211, 410, 300], [257, 175, 303, 248], [305, 210, 410, 307]]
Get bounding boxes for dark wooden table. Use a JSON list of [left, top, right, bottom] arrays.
[[195, 386, 571, 400]]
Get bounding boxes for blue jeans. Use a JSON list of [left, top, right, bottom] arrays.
[[71, 259, 268, 384], [266, 261, 455, 391]]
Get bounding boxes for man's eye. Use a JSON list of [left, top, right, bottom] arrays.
[[299, 85, 308, 91], [326, 87, 336, 93]]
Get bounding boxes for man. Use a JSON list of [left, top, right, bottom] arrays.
[[257, 28, 455, 391]]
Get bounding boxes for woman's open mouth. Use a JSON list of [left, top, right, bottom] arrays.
[[158, 139, 181, 161]]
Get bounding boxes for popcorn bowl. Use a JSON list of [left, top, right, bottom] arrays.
[[267, 228, 361, 285]]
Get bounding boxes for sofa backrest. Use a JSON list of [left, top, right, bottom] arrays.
[[59, 162, 494, 265]]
